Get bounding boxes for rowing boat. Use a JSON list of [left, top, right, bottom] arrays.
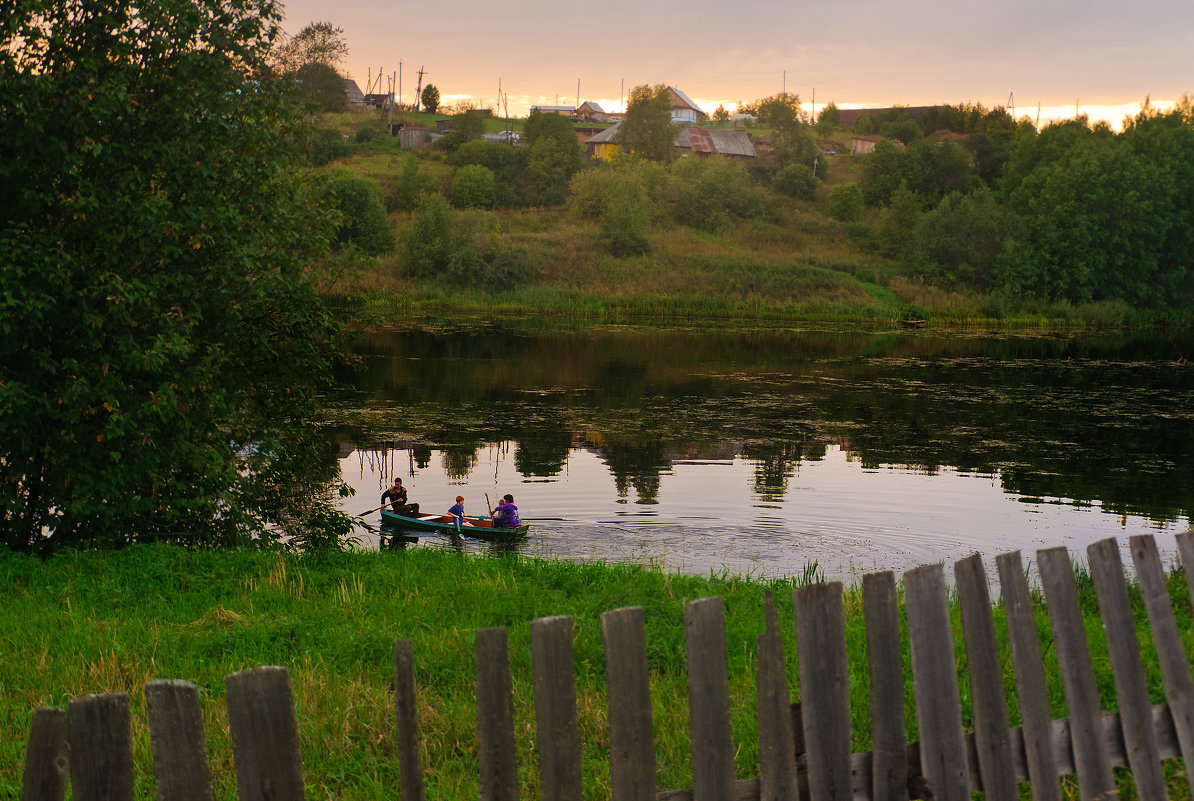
[[380, 509, 530, 540]]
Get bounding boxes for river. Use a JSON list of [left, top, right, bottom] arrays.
[[324, 323, 1194, 583]]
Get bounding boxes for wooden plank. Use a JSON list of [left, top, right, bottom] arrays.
[[476, 627, 519, 801], [145, 680, 212, 801], [601, 606, 657, 801], [793, 582, 852, 801], [1130, 534, 1194, 778], [756, 590, 799, 801], [530, 615, 583, 801], [393, 639, 426, 801], [953, 555, 1017, 801], [225, 666, 305, 801], [1087, 538, 1166, 801], [67, 692, 134, 801], [995, 550, 1062, 801], [862, 571, 907, 801], [684, 596, 736, 801], [903, 564, 969, 801], [21, 707, 67, 801], [1036, 546, 1115, 801]]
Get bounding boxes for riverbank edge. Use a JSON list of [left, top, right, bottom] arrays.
[[2, 543, 1190, 799]]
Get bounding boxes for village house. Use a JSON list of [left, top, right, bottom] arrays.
[[584, 123, 755, 162], [667, 86, 706, 124], [575, 101, 607, 122]]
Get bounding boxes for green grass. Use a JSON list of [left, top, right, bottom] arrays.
[[2, 545, 1192, 799]]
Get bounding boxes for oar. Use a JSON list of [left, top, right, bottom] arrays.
[[485, 492, 494, 519], [358, 501, 390, 517]]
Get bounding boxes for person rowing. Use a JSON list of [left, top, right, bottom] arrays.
[[491, 494, 520, 528], [381, 477, 420, 517]]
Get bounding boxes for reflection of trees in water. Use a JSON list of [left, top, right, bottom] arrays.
[[442, 445, 480, 480], [604, 440, 668, 504], [742, 440, 806, 502], [514, 426, 572, 476], [413, 445, 432, 470]]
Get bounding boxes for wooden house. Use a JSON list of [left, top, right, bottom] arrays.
[[343, 78, 365, 107], [667, 86, 706, 124], [575, 101, 607, 122], [675, 127, 755, 158]]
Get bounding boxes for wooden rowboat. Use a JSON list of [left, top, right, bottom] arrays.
[[380, 509, 530, 540]]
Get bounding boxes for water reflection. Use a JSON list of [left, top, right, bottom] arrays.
[[325, 324, 1194, 578]]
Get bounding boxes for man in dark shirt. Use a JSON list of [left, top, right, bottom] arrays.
[[381, 478, 420, 517]]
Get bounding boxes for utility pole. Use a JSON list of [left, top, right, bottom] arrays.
[[576, 77, 581, 112], [414, 66, 425, 112]]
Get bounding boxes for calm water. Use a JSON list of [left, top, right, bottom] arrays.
[[324, 323, 1194, 582]]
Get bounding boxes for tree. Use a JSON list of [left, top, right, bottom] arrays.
[[771, 163, 819, 200], [0, 0, 349, 552], [753, 92, 806, 132], [325, 172, 394, 253], [523, 110, 583, 205], [421, 84, 441, 113], [815, 102, 841, 136], [295, 61, 347, 112], [617, 84, 678, 162], [825, 184, 863, 221], [451, 165, 497, 209], [272, 20, 349, 74], [713, 105, 731, 124]]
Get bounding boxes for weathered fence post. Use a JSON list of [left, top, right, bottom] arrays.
[[476, 627, 518, 801], [145, 679, 213, 801], [904, 563, 969, 801], [954, 554, 1016, 801], [1088, 538, 1166, 801], [995, 550, 1061, 801], [601, 606, 657, 801], [862, 571, 907, 801], [793, 582, 851, 801], [1130, 534, 1194, 778], [756, 590, 799, 801], [1036, 546, 1116, 801], [225, 666, 305, 801], [684, 596, 736, 801], [530, 616, 583, 801], [21, 707, 68, 801], [67, 692, 134, 801], [393, 639, 426, 801]]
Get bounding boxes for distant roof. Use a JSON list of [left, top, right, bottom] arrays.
[[668, 86, 703, 113], [675, 127, 755, 157], [530, 105, 575, 113], [578, 101, 606, 113], [584, 122, 621, 144]]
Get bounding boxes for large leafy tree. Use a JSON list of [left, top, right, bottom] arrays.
[[0, 0, 348, 553], [617, 84, 678, 162], [271, 20, 349, 75]]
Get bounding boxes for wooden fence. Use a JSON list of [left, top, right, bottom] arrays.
[[19, 531, 1194, 801]]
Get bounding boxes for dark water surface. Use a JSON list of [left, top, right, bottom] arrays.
[[324, 323, 1194, 582]]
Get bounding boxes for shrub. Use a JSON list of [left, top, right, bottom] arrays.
[[451, 164, 496, 209], [406, 192, 453, 276], [669, 156, 764, 231], [310, 128, 352, 166], [771, 163, 819, 200], [825, 184, 863, 221], [325, 171, 393, 254]]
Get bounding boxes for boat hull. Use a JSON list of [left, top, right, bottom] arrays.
[[380, 509, 529, 540]]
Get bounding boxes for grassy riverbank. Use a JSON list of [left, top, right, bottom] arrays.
[[2, 544, 1191, 799], [314, 111, 1191, 332]]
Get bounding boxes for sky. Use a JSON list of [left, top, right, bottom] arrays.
[[278, 0, 1192, 130]]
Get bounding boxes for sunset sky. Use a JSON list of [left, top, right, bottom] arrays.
[[279, 0, 1192, 130]]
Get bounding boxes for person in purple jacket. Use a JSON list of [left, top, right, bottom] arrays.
[[492, 494, 520, 528]]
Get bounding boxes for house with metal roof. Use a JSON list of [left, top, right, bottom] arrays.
[[667, 86, 706, 124], [675, 128, 755, 158], [584, 122, 623, 162], [343, 78, 365, 106], [530, 104, 575, 116], [575, 101, 607, 122]]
